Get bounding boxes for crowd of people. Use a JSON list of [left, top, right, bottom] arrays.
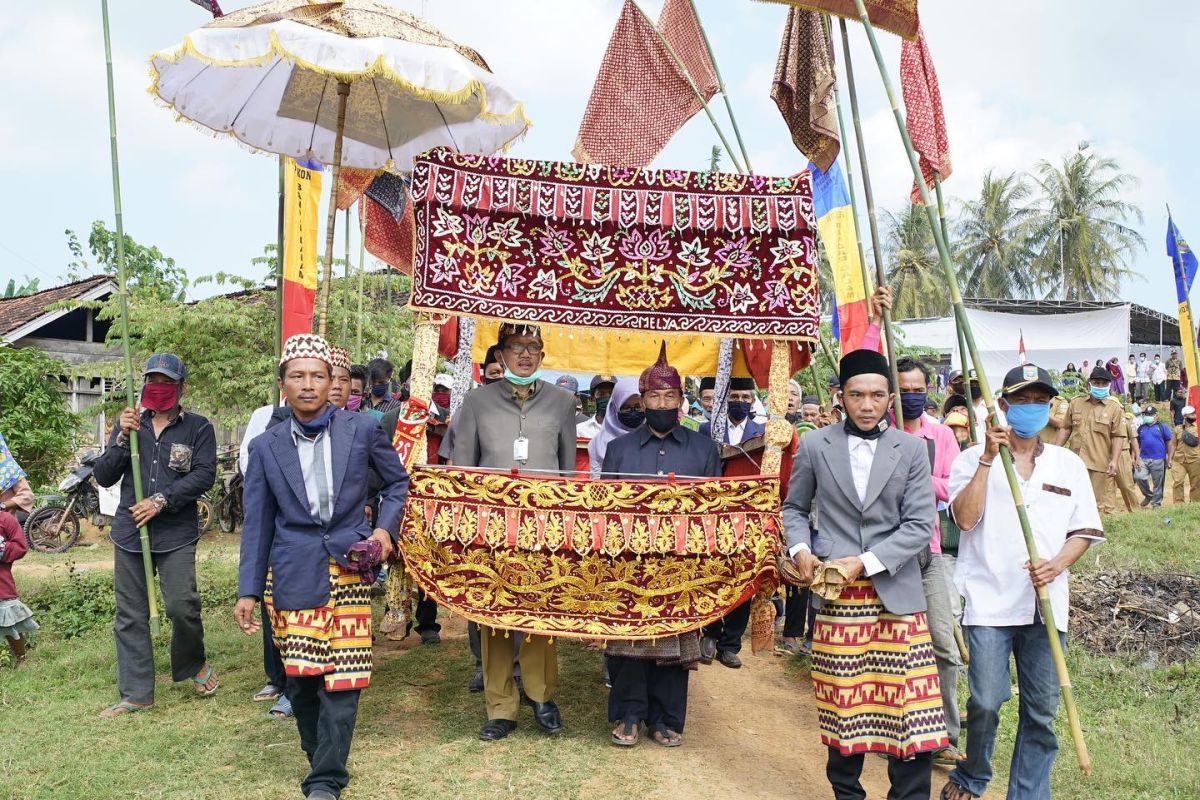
[[0, 308, 1128, 800]]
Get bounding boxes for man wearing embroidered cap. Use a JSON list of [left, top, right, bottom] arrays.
[[782, 348, 945, 800], [93, 353, 218, 717], [1055, 364, 1126, 514], [451, 323, 578, 742], [943, 364, 1103, 800], [601, 343, 720, 748], [235, 334, 409, 800]]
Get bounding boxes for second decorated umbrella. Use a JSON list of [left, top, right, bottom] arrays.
[[150, 0, 530, 333]]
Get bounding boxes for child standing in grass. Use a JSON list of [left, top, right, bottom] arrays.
[[0, 510, 37, 665]]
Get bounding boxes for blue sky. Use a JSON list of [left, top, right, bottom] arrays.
[[2, 0, 1197, 315]]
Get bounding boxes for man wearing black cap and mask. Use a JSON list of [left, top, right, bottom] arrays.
[[1055, 364, 1126, 514], [782, 349, 945, 800], [698, 377, 765, 445], [697, 377, 716, 420]]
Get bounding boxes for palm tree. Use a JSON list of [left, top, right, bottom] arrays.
[[884, 204, 948, 319], [954, 171, 1040, 298], [1029, 142, 1145, 300]]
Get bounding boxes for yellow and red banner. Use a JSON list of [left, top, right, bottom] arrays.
[[810, 161, 871, 353], [281, 157, 322, 343]]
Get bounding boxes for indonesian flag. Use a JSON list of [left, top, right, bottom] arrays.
[[280, 157, 321, 343], [900, 26, 952, 202], [572, 0, 718, 168], [1019, 329, 1027, 364]]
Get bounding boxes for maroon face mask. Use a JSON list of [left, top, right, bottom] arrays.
[[141, 382, 179, 412]]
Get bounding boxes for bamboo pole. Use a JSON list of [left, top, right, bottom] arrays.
[[809, 358, 827, 405], [824, 14, 876, 325], [274, 156, 284, 409], [685, 0, 753, 172], [355, 201, 366, 359], [341, 208, 351, 345], [849, 0, 1091, 774], [317, 81, 350, 336], [838, 18, 903, 426], [100, 0, 160, 635], [936, 174, 977, 442], [630, 1, 744, 174]]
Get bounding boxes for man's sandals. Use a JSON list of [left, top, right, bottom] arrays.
[[191, 665, 219, 696], [610, 721, 642, 747], [651, 727, 683, 747], [940, 780, 979, 800], [933, 744, 967, 767], [99, 700, 152, 718]]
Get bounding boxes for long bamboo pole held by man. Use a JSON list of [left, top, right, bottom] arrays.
[[935, 173, 978, 443], [838, 18, 904, 426], [100, 0, 160, 635], [848, 0, 1091, 774], [274, 156, 285, 410]]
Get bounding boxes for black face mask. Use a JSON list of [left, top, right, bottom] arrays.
[[785, 411, 800, 424], [645, 408, 678, 434], [727, 400, 752, 423], [617, 408, 645, 429], [844, 416, 886, 440]]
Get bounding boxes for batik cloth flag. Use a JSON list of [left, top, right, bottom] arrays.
[[1168, 215, 1200, 408], [281, 156, 322, 342], [772, 9, 840, 172], [187, 0, 223, 16], [397, 467, 782, 639], [335, 167, 377, 211], [809, 161, 870, 352], [572, 0, 718, 168], [410, 147, 821, 340], [754, 0, 919, 40], [363, 172, 416, 274], [900, 26, 951, 202], [0, 431, 26, 494]]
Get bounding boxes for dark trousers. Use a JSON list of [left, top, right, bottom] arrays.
[[288, 676, 361, 799], [414, 588, 439, 633], [262, 611, 286, 688], [702, 598, 752, 654], [113, 542, 206, 705], [826, 747, 932, 800], [607, 655, 689, 733], [783, 586, 818, 639]]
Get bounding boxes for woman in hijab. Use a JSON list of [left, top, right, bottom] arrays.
[[587, 377, 643, 478], [1107, 356, 1126, 398]]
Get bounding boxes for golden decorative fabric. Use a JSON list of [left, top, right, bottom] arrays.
[[397, 467, 783, 639], [755, 0, 920, 41]]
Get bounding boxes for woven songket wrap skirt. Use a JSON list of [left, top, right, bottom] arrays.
[[265, 559, 373, 692], [811, 580, 948, 759]]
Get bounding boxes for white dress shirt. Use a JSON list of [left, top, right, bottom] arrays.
[[949, 443, 1104, 632], [290, 421, 335, 525], [726, 419, 747, 445], [239, 404, 275, 474], [575, 416, 603, 439]]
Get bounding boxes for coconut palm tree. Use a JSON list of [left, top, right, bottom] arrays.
[[954, 171, 1040, 299], [884, 204, 948, 319], [1029, 142, 1144, 300]]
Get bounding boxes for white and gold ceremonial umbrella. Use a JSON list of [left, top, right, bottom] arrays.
[[149, 0, 531, 332]]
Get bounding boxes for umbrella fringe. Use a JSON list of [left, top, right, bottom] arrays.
[[149, 31, 531, 130]]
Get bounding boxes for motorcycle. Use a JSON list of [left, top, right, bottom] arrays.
[[24, 450, 213, 553]]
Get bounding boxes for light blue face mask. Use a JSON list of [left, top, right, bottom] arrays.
[[504, 367, 543, 386], [1089, 386, 1110, 401], [1005, 402, 1050, 438]]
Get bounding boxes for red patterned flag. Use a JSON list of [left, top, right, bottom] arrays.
[[335, 167, 377, 211], [187, 0, 223, 16], [754, 0, 919, 41], [573, 0, 718, 168], [363, 173, 414, 275], [901, 26, 951, 202], [771, 9, 840, 172]]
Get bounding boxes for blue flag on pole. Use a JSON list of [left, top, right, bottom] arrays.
[[1169, 216, 1199, 302], [830, 289, 840, 342]]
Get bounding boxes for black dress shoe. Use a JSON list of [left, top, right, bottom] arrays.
[[420, 629, 441, 645], [699, 636, 717, 665], [717, 650, 742, 669], [468, 669, 484, 692], [524, 697, 564, 733], [479, 719, 518, 741]]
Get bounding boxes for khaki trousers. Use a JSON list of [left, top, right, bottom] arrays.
[[1090, 470, 1116, 515], [1109, 453, 1139, 512], [1173, 459, 1200, 503], [481, 626, 557, 721]]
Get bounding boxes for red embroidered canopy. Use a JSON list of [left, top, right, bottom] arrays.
[[409, 147, 821, 340]]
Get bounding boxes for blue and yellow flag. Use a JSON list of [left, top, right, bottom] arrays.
[[1168, 216, 1200, 407]]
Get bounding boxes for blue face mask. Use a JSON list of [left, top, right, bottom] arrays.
[[504, 367, 542, 387], [1006, 402, 1051, 438], [1089, 386, 1110, 401]]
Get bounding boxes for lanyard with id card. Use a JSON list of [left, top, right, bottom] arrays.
[[513, 436, 529, 463]]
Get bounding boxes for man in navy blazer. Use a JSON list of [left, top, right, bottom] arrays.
[[235, 334, 408, 800], [698, 377, 766, 446]]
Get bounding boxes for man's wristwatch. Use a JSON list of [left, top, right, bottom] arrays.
[[0, 501, 7, 511]]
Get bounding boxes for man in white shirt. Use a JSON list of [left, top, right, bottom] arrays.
[[942, 363, 1104, 800], [1134, 352, 1151, 401], [575, 375, 615, 440]]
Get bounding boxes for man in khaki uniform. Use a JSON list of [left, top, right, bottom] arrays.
[[1109, 413, 1140, 512], [1173, 405, 1200, 504], [1055, 365, 1125, 514], [1039, 394, 1070, 444]]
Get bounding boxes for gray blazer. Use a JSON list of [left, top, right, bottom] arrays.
[[450, 379, 578, 474], [782, 424, 935, 615]]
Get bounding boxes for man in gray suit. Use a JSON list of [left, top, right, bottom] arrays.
[[782, 349, 948, 800]]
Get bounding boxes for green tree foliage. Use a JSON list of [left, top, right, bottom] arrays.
[[884, 204, 950, 319], [954, 171, 1040, 299], [2, 276, 40, 298], [0, 346, 84, 486], [65, 221, 189, 302], [1028, 142, 1145, 300]]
